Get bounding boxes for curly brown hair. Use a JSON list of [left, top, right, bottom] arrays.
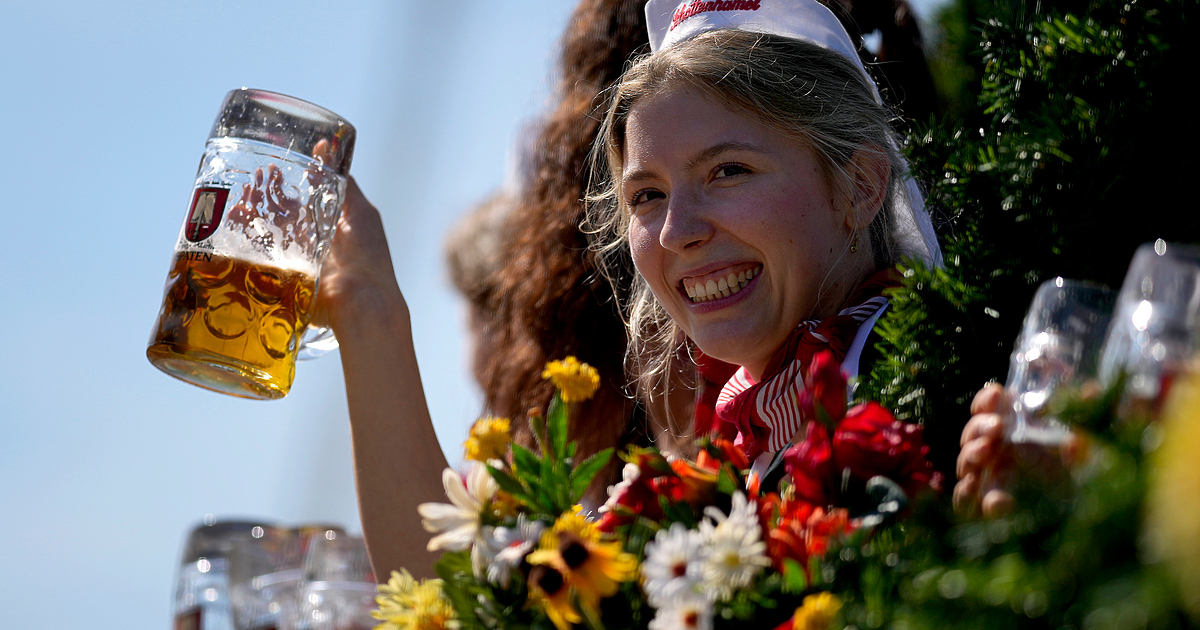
[[478, 0, 652, 487]]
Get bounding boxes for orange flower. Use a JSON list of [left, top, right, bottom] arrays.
[[804, 507, 852, 559], [713, 438, 750, 470], [763, 499, 852, 573], [657, 459, 719, 505]]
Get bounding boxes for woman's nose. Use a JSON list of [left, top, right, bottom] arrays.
[[659, 194, 715, 252]]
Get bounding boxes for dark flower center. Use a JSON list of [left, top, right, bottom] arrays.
[[672, 561, 687, 578], [559, 534, 591, 569], [531, 565, 565, 595]]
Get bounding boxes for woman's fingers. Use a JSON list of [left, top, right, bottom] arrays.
[[982, 487, 1015, 518], [955, 383, 1017, 518], [953, 471, 980, 515], [960, 411, 1005, 447], [971, 382, 1008, 415], [957, 433, 994, 479]]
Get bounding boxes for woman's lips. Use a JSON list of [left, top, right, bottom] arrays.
[[681, 264, 762, 303]]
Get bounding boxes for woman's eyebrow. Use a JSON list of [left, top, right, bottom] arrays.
[[686, 141, 770, 170], [621, 140, 770, 188]]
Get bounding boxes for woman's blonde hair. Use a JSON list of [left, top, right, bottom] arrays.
[[585, 29, 911, 394]]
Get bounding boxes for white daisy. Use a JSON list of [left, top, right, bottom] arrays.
[[648, 590, 713, 630], [598, 462, 640, 514], [417, 462, 497, 554], [697, 492, 770, 601], [473, 525, 497, 579], [642, 522, 706, 607], [486, 514, 545, 587]]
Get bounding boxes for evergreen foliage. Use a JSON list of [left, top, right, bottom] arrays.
[[860, 0, 1200, 476]]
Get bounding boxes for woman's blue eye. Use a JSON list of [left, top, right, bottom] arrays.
[[629, 189, 664, 208], [714, 163, 749, 179]]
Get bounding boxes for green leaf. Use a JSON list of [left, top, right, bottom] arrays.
[[716, 463, 741, 496], [528, 410, 547, 456], [547, 391, 569, 461], [487, 464, 537, 506], [659, 494, 698, 527], [782, 558, 810, 593], [531, 616, 558, 630], [511, 443, 541, 476], [569, 448, 614, 502], [433, 551, 483, 629]]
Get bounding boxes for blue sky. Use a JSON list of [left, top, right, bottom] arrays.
[[0, 1, 945, 627]]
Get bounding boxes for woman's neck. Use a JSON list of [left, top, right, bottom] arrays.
[[744, 258, 879, 381]]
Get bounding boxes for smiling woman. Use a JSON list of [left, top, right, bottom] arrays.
[[587, 0, 941, 463]]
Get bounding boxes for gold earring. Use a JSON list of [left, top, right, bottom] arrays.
[[850, 231, 859, 253]]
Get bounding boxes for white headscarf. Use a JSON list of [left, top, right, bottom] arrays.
[[644, 0, 944, 268]]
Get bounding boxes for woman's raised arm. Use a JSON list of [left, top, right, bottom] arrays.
[[317, 178, 448, 579]]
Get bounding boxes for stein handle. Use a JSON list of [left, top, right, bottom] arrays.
[[298, 326, 338, 360]]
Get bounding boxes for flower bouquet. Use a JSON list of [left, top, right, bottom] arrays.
[[372, 354, 944, 630]]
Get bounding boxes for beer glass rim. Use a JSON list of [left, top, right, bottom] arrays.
[[222, 88, 352, 129], [210, 88, 356, 176]]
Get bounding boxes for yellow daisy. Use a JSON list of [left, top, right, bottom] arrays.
[[552, 505, 601, 541], [528, 564, 582, 630], [464, 416, 511, 462], [791, 592, 842, 630], [528, 507, 638, 613], [542, 357, 601, 403], [372, 569, 459, 630]]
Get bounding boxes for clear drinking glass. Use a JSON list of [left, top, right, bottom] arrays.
[[174, 519, 276, 630], [229, 526, 306, 630], [1005, 278, 1116, 444], [1098, 240, 1200, 411], [147, 88, 355, 400], [298, 533, 377, 630]]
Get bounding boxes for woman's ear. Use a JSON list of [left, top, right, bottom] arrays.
[[840, 147, 891, 231]]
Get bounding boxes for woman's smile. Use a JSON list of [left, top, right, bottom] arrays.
[[680, 263, 761, 303]]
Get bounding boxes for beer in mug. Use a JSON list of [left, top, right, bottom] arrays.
[[148, 90, 355, 400]]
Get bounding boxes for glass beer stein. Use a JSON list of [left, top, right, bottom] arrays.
[[147, 89, 355, 400]]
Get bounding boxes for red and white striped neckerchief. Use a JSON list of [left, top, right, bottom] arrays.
[[696, 270, 900, 460]]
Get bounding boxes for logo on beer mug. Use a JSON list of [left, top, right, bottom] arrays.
[[185, 187, 229, 242]]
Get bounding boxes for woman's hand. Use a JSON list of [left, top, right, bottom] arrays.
[[313, 176, 407, 335], [953, 383, 1016, 518], [954, 383, 1086, 518]]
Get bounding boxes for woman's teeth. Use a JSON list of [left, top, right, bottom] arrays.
[[685, 267, 759, 302]]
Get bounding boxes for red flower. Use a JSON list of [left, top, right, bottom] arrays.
[[596, 451, 672, 532], [832, 402, 944, 499], [784, 422, 835, 505], [783, 401, 943, 509], [768, 517, 811, 571], [800, 350, 848, 427]]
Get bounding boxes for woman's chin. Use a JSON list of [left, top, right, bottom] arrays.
[[690, 331, 771, 376]]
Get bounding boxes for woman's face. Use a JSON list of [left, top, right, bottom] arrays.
[[622, 86, 851, 378]]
